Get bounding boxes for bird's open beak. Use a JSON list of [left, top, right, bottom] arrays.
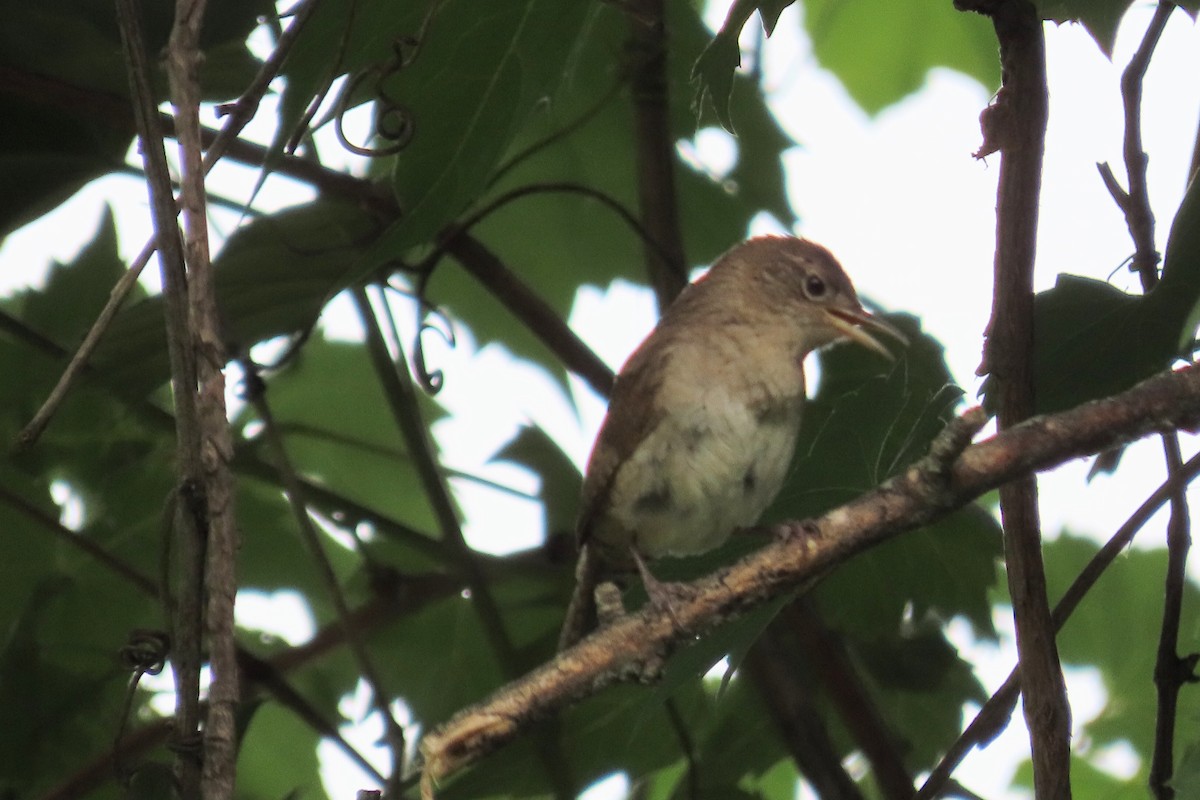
[[823, 307, 909, 360]]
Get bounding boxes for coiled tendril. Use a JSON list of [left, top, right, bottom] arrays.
[[334, 35, 420, 158]]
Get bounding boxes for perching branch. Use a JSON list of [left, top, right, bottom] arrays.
[[420, 362, 1200, 796]]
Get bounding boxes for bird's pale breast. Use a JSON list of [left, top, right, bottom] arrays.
[[590, 331, 806, 562]]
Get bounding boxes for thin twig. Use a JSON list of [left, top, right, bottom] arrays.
[[1150, 433, 1195, 800], [916, 446, 1200, 800], [241, 361, 405, 791], [16, 0, 323, 450], [1094, 7, 1195, 795], [353, 285, 578, 798], [626, 0, 688, 309], [439, 231, 615, 398], [1097, 0, 1172, 285], [14, 235, 156, 448]]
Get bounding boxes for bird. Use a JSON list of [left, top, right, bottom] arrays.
[[558, 235, 906, 650]]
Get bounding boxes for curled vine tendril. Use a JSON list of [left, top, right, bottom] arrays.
[[113, 629, 172, 777], [334, 34, 419, 158], [414, 300, 456, 395], [385, 273, 456, 395]]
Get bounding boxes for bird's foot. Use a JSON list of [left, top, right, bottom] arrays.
[[775, 519, 823, 548], [630, 548, 697, 633], [594, 580, 625, 628]]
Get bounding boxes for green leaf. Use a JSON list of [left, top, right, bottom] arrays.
[[495, 424, 581, 537], [1175, 738, 1200, 799], [236, 337, 441, 549], [428, 0, 796, 381], [691, 0, 796, 131], [0, 577, 139, 795], [982, 172, 1200, 415], [773, 314, 1002, 635], [354, 0, 595, 270], [803, 0, 1001, 114], [21, 207, 128, 343], [1161, 172, 1200, 352], [1036, 0, 1140, 57], [691, 23, 745, 133], [1001, 274, 1175, 415], [93, 197, 381, 396], [236, 703, 327, 800], [0, 99, 130, 238]]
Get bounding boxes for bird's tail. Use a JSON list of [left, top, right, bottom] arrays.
[[557, 543, 602, 651]]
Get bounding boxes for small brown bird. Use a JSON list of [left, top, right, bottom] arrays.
[[558, 236, 906, 650]]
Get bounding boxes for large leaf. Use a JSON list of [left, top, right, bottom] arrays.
[[234, 337, 443, 564], [802, 0, 1000, 115], [91, 197, 382, 396], [693, 0, 1000, 122], [1038, 0, 1200, 57], [236, 703, 327, 800], [771, 314, 1002, 636], [427, 0, 796, 379], [981, 172, 1200, 415], [352, 0, 596, 270], [0, 0, 266, 236]]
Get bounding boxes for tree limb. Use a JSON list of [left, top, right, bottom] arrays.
[[112, 1, 206, 796], [957, 0, 1071, 794], [419, 362, 1200, 796], [626, 0, 688, 309]]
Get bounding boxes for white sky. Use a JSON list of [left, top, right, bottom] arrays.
[[3, 3, 1199, 799]]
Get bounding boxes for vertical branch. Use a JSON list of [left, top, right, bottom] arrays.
[[166, 1, 241, 797], [1096, 1, 1172, 286], [16, 0, 320, 449], [626, 0, 688, 309], [957, 1, 1072, 797], [1150, 433, 1194, 800], [112, 0, 205, 797], [1096, 5, 1198, 796]]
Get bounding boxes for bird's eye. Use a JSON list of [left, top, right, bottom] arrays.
[[803, 274, 827, 300]]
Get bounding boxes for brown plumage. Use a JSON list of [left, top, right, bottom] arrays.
[[559, 236, 904, 650]]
